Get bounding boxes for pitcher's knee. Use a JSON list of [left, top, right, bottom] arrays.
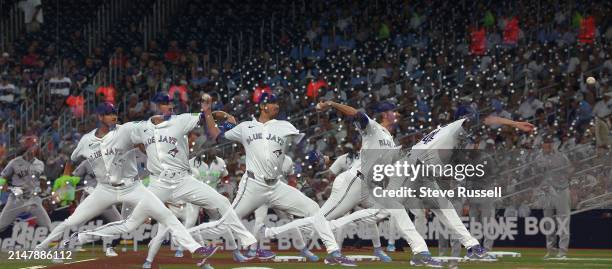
[[302, 201, 320, 217]]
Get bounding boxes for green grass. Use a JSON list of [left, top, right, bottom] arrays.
[[2, 247, 612, 269]]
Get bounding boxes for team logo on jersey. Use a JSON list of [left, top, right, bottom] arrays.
[[421, 129, 440, 144], [144, 135, 178, 147], [89, 150, 102, 160], [245, 133, 285, 146], [168, 147, 179, 157], [378, 139, 393, 147], [272, 149, 282, 157]]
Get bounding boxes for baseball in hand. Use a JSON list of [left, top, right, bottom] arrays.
[[586, 76, 596, 85]]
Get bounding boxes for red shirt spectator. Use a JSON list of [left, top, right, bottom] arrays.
[[169, 82, 189, 104], [503, 17, 520, 45], [253, 84, 272, 103], [306, 79, 328, 99], [96, 85, 116, 104], [470, 27, 486, 55], [165, 41, 182, 63], [578, 16, 595, 44], [21, 47, 39, 67], [66, 94, 85, 117]]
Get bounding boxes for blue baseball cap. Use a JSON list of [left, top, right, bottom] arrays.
[[374, 101, 397, 113], [152, 92, 171, 104], [259, 92, 278, 104], [96, 102, 117, 115]]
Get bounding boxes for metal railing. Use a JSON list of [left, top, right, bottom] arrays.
[[84, 0, 130, 55], [141, 0, 186, 50], [0, 1, 25, 52]]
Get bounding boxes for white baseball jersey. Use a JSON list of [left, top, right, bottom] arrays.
[[190, 156, 228, 188], [328, 153, 358, 175], [131, 113, 201, 183], [410, 118, 467, 165], [223, 119, 301, 182], [1, 156, 45, 191], [72, 161, 96, 187], [350, 114, 398, 175], [71, 123, 141, 185]]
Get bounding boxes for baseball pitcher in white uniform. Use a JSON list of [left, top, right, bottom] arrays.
[[199, 93, 355, 266], [262, 101, 438, 266], [338, 114, 534, 261], [39, 103, 217, 267], [0, 136, 51, 234], [76, 95, 255, 266]]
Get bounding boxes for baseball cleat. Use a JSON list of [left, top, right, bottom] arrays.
[[324, 251, 357, 266], [374, 247, 392, 262], [174, 249, 184, 257], [246, 248, 276, 260], [300, 248, 320, 262], [386, 243, 396, 252], [201, 263, 215, 269], [142, 260, 152, 269], [57, 232, 79, 250], [105, 247, 118, 257], [194, 246, 220, 260], [232, 249, 252, 262], [409, 252, 443, 268], [465, 245, 496, 260], [466, 245, 486, 258]]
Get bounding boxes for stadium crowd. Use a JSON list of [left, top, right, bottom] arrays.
[[0, 0, 611, 229]]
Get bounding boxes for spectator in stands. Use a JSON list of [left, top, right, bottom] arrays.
[[95, 84, 116, 104], [518, 90, 544, 119], [21, 46, 40, 68], [0, 75, 17, 104], [48, 72, 72, 97], [66, 89, 85, 118]]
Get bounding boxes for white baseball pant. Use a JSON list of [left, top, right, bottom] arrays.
[[400, 178, 479, 248], [190, 173, 339, 253], [76, 182, 202, 253], [37, 184, 133, 249], [204, 208, 239, 250], [264, 170, 429, 254], [251, 204, 306, 251], [146, 203, 201, 262], [147, 174, 256, 248]]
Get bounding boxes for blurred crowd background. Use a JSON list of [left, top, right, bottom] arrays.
[[0, 0, 611, 220]]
